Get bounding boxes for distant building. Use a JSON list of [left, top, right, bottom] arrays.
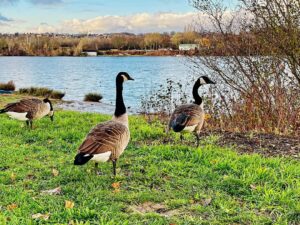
[[179, 44, 200, 51], [82, 50, 98, 56]]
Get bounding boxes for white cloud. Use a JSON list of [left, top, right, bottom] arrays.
[[30, 12, 199, 33], [27, 9, 252, 34]]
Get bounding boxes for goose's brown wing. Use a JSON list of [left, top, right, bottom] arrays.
[[3, 99, 41, 113], [78, 121, 130, 159], [169, 104, 204, 127]]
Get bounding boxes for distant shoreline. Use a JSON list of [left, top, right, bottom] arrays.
[[0, 49, 198, 57]]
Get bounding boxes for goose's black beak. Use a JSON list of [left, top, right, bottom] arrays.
[[128, 76, 134, 81]]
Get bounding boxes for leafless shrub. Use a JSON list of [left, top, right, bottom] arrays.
[[188, 0, 300, 136]]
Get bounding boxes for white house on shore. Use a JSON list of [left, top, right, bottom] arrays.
[[179, 44, 200, 51], [82, 50, 98, 56]]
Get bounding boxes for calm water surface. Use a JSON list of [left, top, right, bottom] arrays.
[[0, 57, 196, 111]]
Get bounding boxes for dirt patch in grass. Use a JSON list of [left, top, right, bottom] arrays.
[[128, 202, 181, 217], [200, 131, 300, 159]]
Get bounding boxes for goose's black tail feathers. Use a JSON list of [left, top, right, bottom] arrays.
[[171, 113, 190, 132], [74, 153, 93, 165], [0, 109, 5, 114]]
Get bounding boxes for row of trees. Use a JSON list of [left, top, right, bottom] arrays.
[[0, 30, 270, 56], [0, 31, 210, 56]]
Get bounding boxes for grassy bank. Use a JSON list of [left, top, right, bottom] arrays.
[[0, 108, 299, 224]]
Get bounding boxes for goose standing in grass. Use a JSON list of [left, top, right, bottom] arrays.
[[74, 72, 134, 176], [167, 76, 215, 147], [0, 98, 54, 129]]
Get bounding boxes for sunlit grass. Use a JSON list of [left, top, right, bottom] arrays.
[[0, 111, 299, 224]]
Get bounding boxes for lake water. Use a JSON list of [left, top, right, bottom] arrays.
[[0, 56, 198, 112]]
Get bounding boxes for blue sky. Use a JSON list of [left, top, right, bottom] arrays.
[[0, 0, 237, 33]]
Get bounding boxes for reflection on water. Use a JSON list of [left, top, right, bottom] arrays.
[[0, 56, 198, 112]]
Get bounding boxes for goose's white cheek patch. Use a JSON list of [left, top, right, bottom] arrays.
[[91, 151, 112, 162], [200, 78, 206, 85], [7, 112, 28, 121]]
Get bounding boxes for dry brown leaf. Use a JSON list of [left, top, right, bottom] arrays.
[[41, 187, 62, 195], [32, 213, 50, 220], [52, 169, 59, 177], [27, 174, 36, 180], [250, 184, 257, 190], [65, 200, 74, 209], [112, 182, 121, 189], [113, 189, 120, 194], [205, 114, 212, 120], [201, 198, 212, 207], [10, 173, 16, 182], [7, 203, 18, 211]]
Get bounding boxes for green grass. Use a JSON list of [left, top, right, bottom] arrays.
[[0, 111, 299, 224]]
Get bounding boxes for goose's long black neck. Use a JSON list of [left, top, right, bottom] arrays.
[[114, 81, 126, 117], [193, 82, 202, 105]]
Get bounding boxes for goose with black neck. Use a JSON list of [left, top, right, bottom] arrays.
[[74, 72, 134, 176], [167, 76, 215, 147]]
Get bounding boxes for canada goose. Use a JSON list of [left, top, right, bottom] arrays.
[[0, 98, 54, 128], [167, 76, 215, 147], [74, 72, 134, 176]]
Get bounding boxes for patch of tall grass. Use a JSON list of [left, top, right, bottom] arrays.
[[18, 87, 65, 99], [0, 81, 15, 91], [84, 93, 103, 102]]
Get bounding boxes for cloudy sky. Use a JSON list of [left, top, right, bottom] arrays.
[[0, 0, 237, 34]]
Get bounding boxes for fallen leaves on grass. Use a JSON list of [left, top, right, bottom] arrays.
[[10, 173, 16, 182], [250, 184, 257, 190], [32, 213, 50, 220], [201, 198, 212, 207], [65, 200, 75, 209], [112, 182, 121, 189], [26, 174, 36, 180], [7, 204, 18, 211], [52, 168, 59, 177], [41, 187, 62, 195], [112, 182, 121, 193]]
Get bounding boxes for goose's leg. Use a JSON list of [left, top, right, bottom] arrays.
[[26, 120, 29, 128], [30, 121, 33, 129], [94, 162, 99, 174], [112, 159, 117, 176], [195, 133, 200, 147], [165, 126, 171, 143], [180, 133, 184, 143]]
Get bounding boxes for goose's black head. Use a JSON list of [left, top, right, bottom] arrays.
[[43, 98, 54, 122], [116, 72, 134, 84], [198, 76, 216, 85]]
